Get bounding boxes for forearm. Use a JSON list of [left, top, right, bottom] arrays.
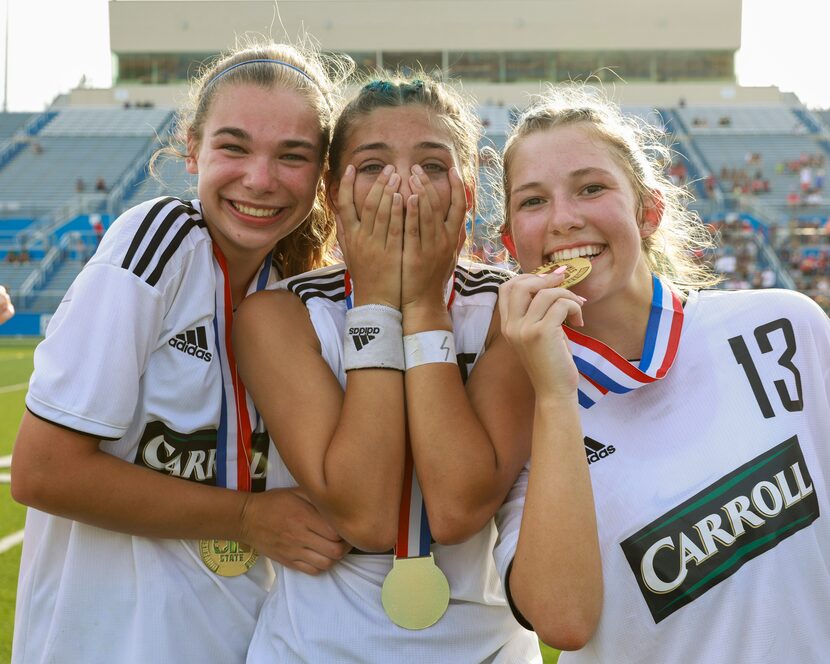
[[406, 314, 533, 543], [509, 395, 602, 650], [405, 363, 510, 542], [315, 369, 406, 550], [11, 412, 248, 541]]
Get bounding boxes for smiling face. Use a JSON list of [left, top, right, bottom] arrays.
[[331, 105, 460, 221], [507, 122, 657, 310], [186, 82, 323, 271]]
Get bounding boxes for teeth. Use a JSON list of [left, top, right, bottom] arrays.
[[549, 244, 603, 263], [233, 202, 280, 217]]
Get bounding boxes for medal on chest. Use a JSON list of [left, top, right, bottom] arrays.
[[380, 448, 450, 629], [198, 246, 273, 576], [349, 269, 455, 628], [199, 538, 259, 577]]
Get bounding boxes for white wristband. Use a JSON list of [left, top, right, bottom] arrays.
[[403, 330, 457, 370], [343, 305, 405, 371]]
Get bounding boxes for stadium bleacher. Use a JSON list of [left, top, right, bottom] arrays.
[[0, 99, 829, 328]]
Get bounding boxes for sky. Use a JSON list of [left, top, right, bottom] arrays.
[[0, 0, 828, 112]]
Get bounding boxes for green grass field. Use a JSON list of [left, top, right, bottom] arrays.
[[0, 338, 35, 662], [0, 337, 560, 662]]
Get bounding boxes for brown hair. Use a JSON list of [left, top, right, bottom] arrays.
[[327, 72, 483, 234], [153, 38, 352, 277], [501, 84, 720, 293]]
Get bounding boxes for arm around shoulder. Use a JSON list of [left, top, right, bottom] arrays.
[[11, 410, 250, 540]]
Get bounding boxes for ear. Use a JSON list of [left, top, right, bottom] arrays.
[[640, 189, 664, 239], [185, 133, 199, 175], [500, 229, 518, 260]]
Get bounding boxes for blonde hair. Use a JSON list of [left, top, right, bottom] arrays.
[[500, 84, 719, 293], [153, 38, 353, 277], [327, 71, 483, 237]]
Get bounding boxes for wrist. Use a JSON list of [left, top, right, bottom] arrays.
[[353, 294, 401, 310], [403, 330, 457, 370], [344, 304, 405, 371], [401, 304, 452, 335], [234, 491, 254, 544], [535, 390, 580, 411]]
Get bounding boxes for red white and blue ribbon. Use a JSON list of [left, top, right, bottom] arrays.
[[565, 274, 684, 409], [396, 449, 432, 557], [212, 246, 275, 490], [344, 268, 456, 558]]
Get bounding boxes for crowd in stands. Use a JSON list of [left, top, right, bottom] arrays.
[[704, 214, 776, 290], [718, 165, 771, 196], [5, 249, 30, 264], [691, 114, 733, 128], [3, 102, 830, 317], [776, 216, 830, 312], [696, 150, 829, 204], [699, 211, 830, 313], [785, 153, 827, 207]]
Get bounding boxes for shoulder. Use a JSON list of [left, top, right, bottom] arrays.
[[234, 289, 316, 355], [693, 288, 829, 336], [95, 197, 208, 288], [453, 260, 515, 298], [276, 263, 347, 305], [236, 288, 306, 327], [698, 287, 826, 317]]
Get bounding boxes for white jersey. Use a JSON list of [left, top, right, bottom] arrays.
[[495, 288, 830, 663], [250, 261, 541, 664], [15, 197, 277, 664]]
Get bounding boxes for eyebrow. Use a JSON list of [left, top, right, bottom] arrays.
[[212, 127, 317, 150], [350, 141, 453, 156], [511, 167, 615, 195]]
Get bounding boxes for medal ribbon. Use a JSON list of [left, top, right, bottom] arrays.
[[344, 269, 456, 558], [212, 245, 275, 490], [564, 274, 684, 409]]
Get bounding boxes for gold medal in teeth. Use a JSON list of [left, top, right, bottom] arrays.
[[532, 256, 592, 289]]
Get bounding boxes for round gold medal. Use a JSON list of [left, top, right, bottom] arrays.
[[381, 554, 450, 630], [199, 539, 258, 577], [532, 256, 592, 289]]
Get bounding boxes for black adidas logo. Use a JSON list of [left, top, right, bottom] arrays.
[[585, 436, 615, 465], [169, 325, 212, 362], [348, 326, 380, 351]]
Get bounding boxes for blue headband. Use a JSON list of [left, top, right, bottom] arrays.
[[206, 58, 316, 89]]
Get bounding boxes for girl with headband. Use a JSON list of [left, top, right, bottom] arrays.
[[494, 84, 830, 661], [11, 42, 351, 663], [234, 74, 600, 662]]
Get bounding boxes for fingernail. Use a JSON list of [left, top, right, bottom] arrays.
[[393, 193, 402, 204], [345, 164, 354, 175], [388, 173, 400, 187], [553, 265, 567, 275], [412, 164, 424, 175], [410, 174, 422, 188], [382, 164, 394, 175], [575, 295, 588, 303]]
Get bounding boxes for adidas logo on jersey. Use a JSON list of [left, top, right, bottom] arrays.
[[169, 325, 212, 362], [348, 326, 380, 351], [585, 436, 615, 464]]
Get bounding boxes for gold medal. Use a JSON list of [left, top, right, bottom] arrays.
[[532, 256, 592, 289], [199, 539, 258, 577], [381, 554, 450, 630]]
